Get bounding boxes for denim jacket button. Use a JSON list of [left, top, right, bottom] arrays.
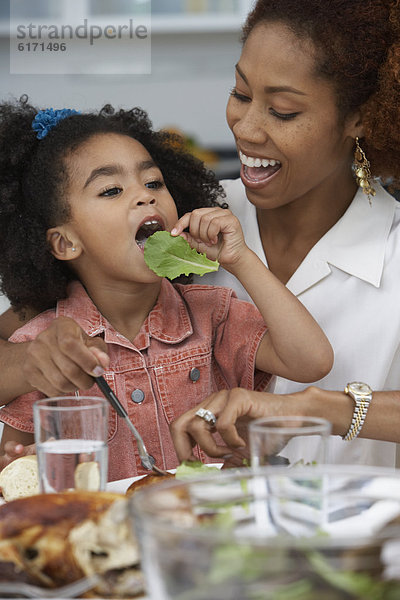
[[189, 367, 200, 382], [131, 388, 145, 404]]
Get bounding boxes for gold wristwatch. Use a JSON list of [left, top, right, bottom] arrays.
[[343, 382, 373, 441]]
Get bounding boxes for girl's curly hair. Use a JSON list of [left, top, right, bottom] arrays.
[[0, 97, 225, 314], [242, 0, 400, 183]]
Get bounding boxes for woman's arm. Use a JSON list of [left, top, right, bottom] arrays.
[[170, 386, 400, 463], [0, 309, 110, 404], [0, 308, 37, 404]]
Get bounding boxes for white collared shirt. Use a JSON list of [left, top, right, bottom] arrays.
[[199, 178, 400, 467]]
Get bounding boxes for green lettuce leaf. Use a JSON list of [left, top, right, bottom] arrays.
[[175, 460, 221, 479], [144, 231, 219, 279]]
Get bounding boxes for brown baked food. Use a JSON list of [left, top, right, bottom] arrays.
[[0, 491, 143, 597], [126, 472, 175, 496]]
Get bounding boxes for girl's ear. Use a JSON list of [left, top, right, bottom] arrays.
[[46, 227, 81, 261]]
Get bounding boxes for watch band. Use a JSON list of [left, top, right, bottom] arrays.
[[342, 382, 373, 442]]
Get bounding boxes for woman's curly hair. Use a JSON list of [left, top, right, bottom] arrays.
[[0, 98, 225, 314], [242, 0, 400, 183]]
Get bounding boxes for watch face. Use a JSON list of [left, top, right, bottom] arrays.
[[349, 382, 372, 394]]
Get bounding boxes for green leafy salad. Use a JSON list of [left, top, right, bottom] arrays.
[[144, 230, 219, 279], [175, 461, 221, 479]]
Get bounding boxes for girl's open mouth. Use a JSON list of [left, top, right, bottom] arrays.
[[135, 219, 164, 251]]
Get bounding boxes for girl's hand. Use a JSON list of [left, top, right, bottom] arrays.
[[171, 208, 249, 269], [0, 440, 36, 472], [23, 316, 110, 397]]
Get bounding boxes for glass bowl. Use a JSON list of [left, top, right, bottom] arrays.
[[129, 465, 400, 600]]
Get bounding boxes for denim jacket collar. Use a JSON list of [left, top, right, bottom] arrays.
[[56, 279, 193, 351]]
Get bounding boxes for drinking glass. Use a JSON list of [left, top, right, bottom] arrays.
[[33, 396, 108, 493], [249, 415, 332, 467], [130, 465, 400, 600]]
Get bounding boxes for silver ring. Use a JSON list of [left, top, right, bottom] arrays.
[[195, 407, 217, 427]]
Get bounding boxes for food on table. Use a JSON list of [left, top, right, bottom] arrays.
[[74, 460, 101, 491], [130, 468, 400, 600], [0, 491, 143, 597], [174, 460, 222, 478], [126, 471, 175, 496], [144, 230, 219, 279], [0, 455, 39, 501], [126, 461, 221, 496], [0, 456, 106, 501]]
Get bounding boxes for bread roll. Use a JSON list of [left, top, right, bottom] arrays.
[[74, 461, 101, 491], [0, 456, 39, 502], [0, 491, 143, 596]]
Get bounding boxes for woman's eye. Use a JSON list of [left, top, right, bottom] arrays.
[[269, 108, 299, 121], [229, 88, 251, 103], [146, 180, 164, 190], [100, 186, 122, 197]]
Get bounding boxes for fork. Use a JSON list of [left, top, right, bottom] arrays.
[[0, 574, 100, 598], [95, 375, 169, 475]]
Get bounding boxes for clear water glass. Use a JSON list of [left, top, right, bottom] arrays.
[[249, 415, 332, 467], [33, 396, 108, 493]]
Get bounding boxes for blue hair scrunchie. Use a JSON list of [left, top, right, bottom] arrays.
[[32, 108, 81, 140]]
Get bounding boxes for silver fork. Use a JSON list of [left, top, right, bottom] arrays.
[[0, 574, 100, 598], [95, 375, 169, 475]]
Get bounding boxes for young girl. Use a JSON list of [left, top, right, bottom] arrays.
[[0, 98, 332, 480]]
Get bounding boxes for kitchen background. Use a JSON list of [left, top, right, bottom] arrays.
[[0, 0, 250, 172]]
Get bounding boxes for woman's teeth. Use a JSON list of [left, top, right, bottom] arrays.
[[239, 150, 281, 168]]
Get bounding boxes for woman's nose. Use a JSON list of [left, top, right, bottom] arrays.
[[232, 104, 268, 146]]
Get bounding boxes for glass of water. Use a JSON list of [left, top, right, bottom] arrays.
[[33, 396, 108, 493], [249, 416, 332, 467]]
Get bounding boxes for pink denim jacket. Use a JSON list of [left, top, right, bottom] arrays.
[[0, 280, 270, 481]]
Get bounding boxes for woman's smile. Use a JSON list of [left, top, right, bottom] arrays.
[[239, 149, 282, 188], [226, 21, 358, 210]]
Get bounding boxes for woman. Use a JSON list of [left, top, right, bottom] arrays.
[[1, 0, 400, 466], [171, 0, 400, 466]]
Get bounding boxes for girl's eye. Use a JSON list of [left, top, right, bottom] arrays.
[[100, 186, 122, 197], [146, 180, 164, 190], [269, 108, 299, 121], [229, 88, 251, 103]]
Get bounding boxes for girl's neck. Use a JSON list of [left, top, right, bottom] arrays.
[[256, 177, 358, 285], [83, 280, 162, 343]]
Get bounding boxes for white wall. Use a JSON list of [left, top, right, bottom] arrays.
[[0, 31, 243, 147]]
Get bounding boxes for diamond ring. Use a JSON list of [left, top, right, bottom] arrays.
[[195, 407, 217, 427]]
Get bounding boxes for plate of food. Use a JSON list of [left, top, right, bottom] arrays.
[[107, 461, 223, 496], [0, 458, 222, 598]]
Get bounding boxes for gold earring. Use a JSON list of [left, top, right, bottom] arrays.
[[353, 137, 376, 206]]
